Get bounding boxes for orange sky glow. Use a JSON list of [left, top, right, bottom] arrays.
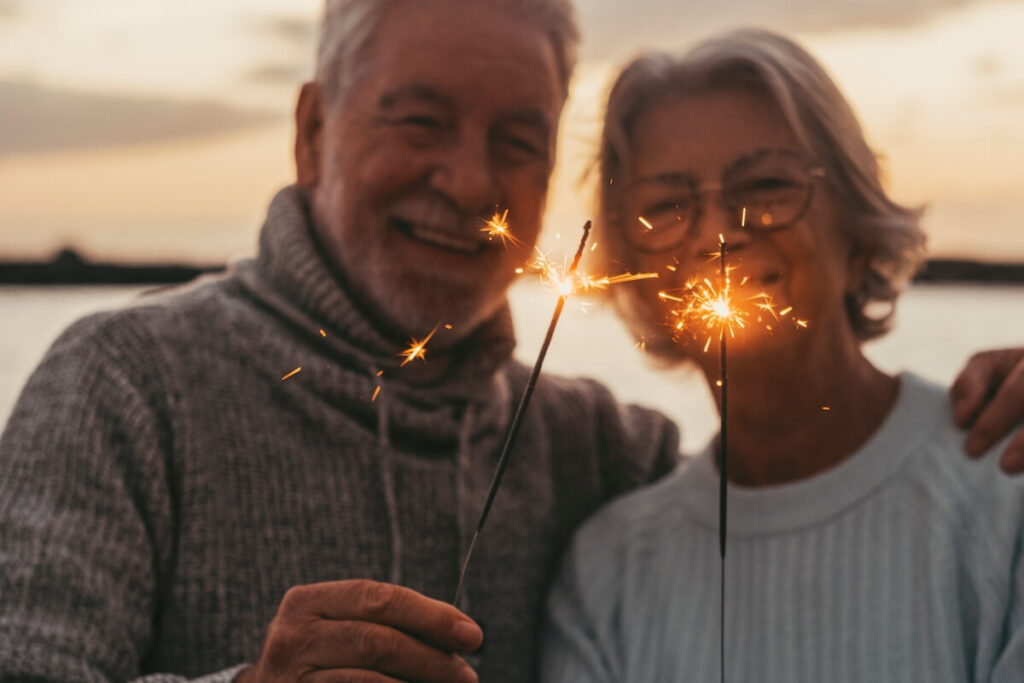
[[1, 0, 1022, 262]]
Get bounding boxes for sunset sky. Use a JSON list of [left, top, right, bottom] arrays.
[[1, 0, 1022, 263]]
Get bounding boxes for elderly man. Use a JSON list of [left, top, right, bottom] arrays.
[[1, 1, 1022, 682]]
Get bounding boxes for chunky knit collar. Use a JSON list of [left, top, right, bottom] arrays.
[[235, 185, 518, 409]]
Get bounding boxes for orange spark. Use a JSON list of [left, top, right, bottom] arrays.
[[529, 247, 657, 296], [480, 209, 521, 247], [638, 216, 655, 231], [660, 270, 783, 350], [319, 329, 327, 338], [281, 367, 302, 381], [399, 325, 440, 366], [372, 386, 382, 402]]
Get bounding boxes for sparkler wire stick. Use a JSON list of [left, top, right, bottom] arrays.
[[452, 220, 593, 606], [718, 238, 728, 683]]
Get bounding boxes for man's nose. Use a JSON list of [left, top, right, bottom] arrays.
[[428, 133, 498, 212]]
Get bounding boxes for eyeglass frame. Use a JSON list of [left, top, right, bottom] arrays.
[[620, 147, 826, 255]]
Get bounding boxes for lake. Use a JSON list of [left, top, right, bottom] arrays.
[[2, 283, 1023, 452]]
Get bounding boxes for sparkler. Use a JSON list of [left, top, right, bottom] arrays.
[[658, 231, 807, 683], [528, 247, 658, 296], [717, 237, 729, 683], [452, 220, 593, 606]]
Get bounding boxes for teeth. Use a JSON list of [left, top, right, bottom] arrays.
[[404, 221, 482, 253]]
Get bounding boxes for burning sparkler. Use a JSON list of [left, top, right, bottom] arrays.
[[527, 247, 658, 297], [716, 237, 729, 683], [658, 231, 806, 683], [452, 220, 593, 606]]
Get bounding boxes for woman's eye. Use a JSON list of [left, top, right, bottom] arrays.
[[645, 198, 690, 215], [740, 176, 801, 192]]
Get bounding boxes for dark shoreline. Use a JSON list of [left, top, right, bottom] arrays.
[[1, 249, 1023, 286], [0, 249, 224, 285]]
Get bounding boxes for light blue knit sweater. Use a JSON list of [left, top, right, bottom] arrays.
[[541, 373, 1024, 682]]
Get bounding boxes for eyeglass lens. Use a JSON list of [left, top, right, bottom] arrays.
[[626, 150, 817, 254]]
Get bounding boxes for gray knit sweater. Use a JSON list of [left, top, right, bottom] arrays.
[[0, 186, 680, 683]]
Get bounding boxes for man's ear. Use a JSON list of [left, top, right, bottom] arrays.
[[295, 82, 324, 191]]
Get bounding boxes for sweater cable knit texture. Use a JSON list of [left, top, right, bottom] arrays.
[[0, 186, 680, 683]]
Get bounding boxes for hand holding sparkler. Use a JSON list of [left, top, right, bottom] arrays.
[[452, 220, 592, 606]]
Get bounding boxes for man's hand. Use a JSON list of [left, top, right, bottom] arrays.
[[237, 579, 483, 683], [951, 347, 1024, 474]]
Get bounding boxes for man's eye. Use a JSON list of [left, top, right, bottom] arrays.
[[494, 130, 546, 162], [399, 115, 442, 128], [504, 136, 538, 153]]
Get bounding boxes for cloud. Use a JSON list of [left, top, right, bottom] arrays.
[[982, 84, 1024, 107], [578, 0, 992, 60], [247, 63, 309, 87], [0, 80, 282, 157], [0, 0, 21, 21], [256, 16, 316, 47]]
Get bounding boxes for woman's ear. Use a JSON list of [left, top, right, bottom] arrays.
[[295, 82, 324, 190]]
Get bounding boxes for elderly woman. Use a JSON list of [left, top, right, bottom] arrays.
[[540, 30, 1024, 682]]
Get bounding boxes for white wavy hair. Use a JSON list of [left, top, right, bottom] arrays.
[[314, 0, 580, 102], [595, 28, 926, 360]]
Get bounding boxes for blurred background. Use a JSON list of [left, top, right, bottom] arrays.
[[2, 0, 1023, 450]]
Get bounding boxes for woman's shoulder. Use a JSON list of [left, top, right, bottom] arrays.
[[897, 373, 1024, 540], [566, 457, 700, 558]]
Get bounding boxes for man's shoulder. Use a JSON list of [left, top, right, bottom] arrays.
[[54, 269, 251, 357]]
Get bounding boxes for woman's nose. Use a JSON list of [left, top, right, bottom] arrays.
[[690, 191, 751, 255]]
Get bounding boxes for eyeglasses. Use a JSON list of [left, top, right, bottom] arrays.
[[623, 148, 825, 254]]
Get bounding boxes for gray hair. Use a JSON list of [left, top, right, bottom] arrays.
[[596, 28, 926, 359], [315, 0, 580, 102]]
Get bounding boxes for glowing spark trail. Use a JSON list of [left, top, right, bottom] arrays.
[[527, 248, 657, 297], [399, 325, 440, 367], [480, 209, 521, 247], [281, 367, 302, 381], [453, 220, 593, 607]]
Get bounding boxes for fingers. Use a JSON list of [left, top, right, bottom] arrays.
[[282, 580, 483, 653], [950, 349, 1010, 428], [961, 353, 1024, 459], [299, 672, 404, 683], [1000, 429, 1024, 475], [290, 621, 478, 683]]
